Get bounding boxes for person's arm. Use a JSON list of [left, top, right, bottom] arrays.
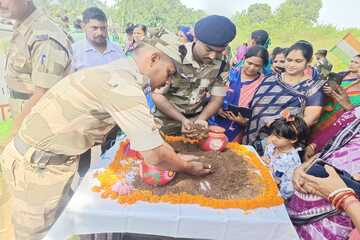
[[224, 111, 249, 125], [140, 143, 211, 176], [344, 199, 360, 231], [152, 92, 193, 131], [303, 143, 317, 162], [323, 84, 353, 111], [152, 92, 186, 123], [196, 73, 228, 125], [300, 165, 360, 231], [292, 157, 317, 193], [303, 82, 327, 127], [197, 95, 224, 122], [303, 106, 323, 127], [11, 39, 70, 135]]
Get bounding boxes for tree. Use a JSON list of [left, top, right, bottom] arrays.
[[111, 0, 205, 31], [274, 0, 322, 24], [246, 3, 272, 24]]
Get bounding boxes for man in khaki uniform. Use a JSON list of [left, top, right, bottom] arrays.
[[152, 15, 236, 135], [1, 0, 71, 131], [1, 41, 212, 240]]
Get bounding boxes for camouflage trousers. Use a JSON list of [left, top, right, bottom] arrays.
[[0, 138, 79, 240], [8, 97, 29, 118]]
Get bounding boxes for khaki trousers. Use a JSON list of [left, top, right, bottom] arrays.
[[0, 140, 79, 240]]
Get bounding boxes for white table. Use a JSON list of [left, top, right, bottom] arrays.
[[44, 138, 299, 240]]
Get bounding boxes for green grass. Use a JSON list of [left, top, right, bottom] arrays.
[[0, 119, 12, 142]]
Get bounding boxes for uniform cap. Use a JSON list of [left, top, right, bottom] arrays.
[[194, 15, 236, 48]]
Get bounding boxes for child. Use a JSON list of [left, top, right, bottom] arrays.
[[261, 115, 309, 199]]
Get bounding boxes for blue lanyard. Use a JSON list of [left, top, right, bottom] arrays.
[[143, 83, 156, 113]]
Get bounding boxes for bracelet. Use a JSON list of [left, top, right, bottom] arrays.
[[342, 196, 359, 212], [328, 187, 355, 200], [335, 193, 356, 210], [330, 190, 353, 205], [308, 143, 316, 152]]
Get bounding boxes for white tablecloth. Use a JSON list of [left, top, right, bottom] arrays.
[[44, 137, 299, 240]]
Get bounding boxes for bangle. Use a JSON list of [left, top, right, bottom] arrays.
[[308, 143, 316, 152], [331, 190, 352, 204], [332, 191, 354, 208], [334, 193, 355, 210], [328, 187, 355, 200], [342, 196, 359, 212]]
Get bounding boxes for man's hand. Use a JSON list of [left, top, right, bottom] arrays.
[[181, 118, 194, 133], [180, 155, 213, 176], [182, 120, 209, 144], [194, 119, 208, 129]]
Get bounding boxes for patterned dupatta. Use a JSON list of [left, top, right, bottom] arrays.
[[244, 73, 326, 145]]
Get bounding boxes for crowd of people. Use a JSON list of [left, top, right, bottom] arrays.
[[0, 1, 359, 240]]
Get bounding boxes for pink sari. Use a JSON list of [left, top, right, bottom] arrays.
[[287, 108, 360, 240]]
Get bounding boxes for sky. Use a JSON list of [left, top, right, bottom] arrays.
[[178, 0, 360, 29]]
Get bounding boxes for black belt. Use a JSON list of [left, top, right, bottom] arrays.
[[9, 90, 32, 100], [13, 135, 76, 168]]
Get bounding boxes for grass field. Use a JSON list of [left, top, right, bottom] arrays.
[[0, 119, 12, 239], [0, 119, 12, 142]]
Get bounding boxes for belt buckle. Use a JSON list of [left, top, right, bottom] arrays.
[[31, 150, 49, 169], [37, 161, 47, 169]]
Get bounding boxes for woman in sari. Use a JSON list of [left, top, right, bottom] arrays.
[[298, 163, 360, 240], [314, 54, 360, 133], [209, 46, 268, 142], [244, 41, 325, 147], [287, 103, 360, 239]]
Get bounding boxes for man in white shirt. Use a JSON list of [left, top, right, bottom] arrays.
[[72, 7, 124, 71], [71, 7, 124, 180]]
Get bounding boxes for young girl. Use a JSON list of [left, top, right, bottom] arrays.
[[261, 114, 309, 199]]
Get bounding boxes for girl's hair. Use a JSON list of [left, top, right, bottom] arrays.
[[125, 23, 135, 34], [251, 29, 270, 48], [270, 115, 309, 148], [271, 47, 287, 60], [134, 24, 147, 34], [286, 40, 313, 63], [244, 45, 269, 66]]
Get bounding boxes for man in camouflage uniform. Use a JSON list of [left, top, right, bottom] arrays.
[[0, 0, 72, 132], [151, 15, 236, 135], [0, 42, 211, 240]]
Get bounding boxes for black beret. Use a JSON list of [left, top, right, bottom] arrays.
[[194, 15, 236, 48]]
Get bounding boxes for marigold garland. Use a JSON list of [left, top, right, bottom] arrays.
[[92, 138, 284, 210]]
